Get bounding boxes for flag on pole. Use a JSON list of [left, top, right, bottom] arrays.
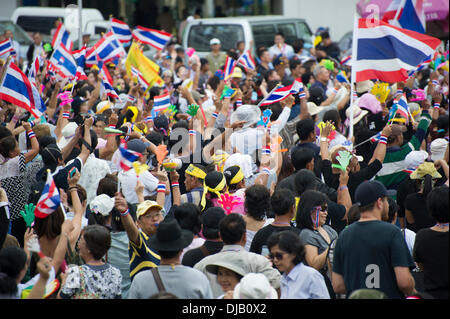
[[224, 56, 237, 80], [132, 26, 172, 50], [49, 44, 77, 78], [91, 32, 126, 63], [0, 38, 15, 57], [72, 46, 88, 80], [110, 18, 132, 46], [383, 0, 426, 34], [130, 66, 149, 91], [0, 60, 44, 118], [153, 93, 171, 112], [258, 79, 304, 107], [27, 55, 42, 85], [125, 41, 164, 88], [51, 22, 73, 52], [353, 18, 440, 83], [237, 50, 256, 70], [118, 142, 142, 171], [34, 170, 61, 219]]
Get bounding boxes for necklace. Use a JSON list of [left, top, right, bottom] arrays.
[[434, 223, 449, 228], [272, 221, 291, 226]]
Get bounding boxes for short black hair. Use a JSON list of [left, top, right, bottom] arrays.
[[0, 247, 27, 296], [293, 39, 305, 53], [271, 189, 295, 216], [323, 109, 341, 127], [219, 213, 246, 245], [295, 189, 327, 230], [267, 231, 305, 265], [174, 203, 202, 235], [294, 169, 318, 195], [387, 197, 399, 223], [289, 58, 302, 71], [427, 186, 449, 223], [245, 185, 271, 221], [296, 118, 315, 141], [291, 147, 315, 171]]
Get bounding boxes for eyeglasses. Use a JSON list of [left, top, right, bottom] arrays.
[[268, 252, 286, 261]]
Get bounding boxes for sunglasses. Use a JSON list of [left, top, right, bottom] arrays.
[[268, 252, 286, 261], [313, 204, 328, 212]]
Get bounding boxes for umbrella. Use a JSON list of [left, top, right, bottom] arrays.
[[357, 0, 449, 22]]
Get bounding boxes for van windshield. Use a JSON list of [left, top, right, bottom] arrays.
[[0, 20, 32, 45], [16, 16, 61, 35], [187, 24, 244, 52]]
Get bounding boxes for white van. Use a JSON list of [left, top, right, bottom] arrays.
[[182, 15, 313, 58], [11, 6, 107, 49]]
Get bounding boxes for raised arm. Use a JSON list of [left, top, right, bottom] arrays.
[[67, 169, 83, 252], [368, 124, 391, 164], [22, 121, 40, 164], [114, 191, 140, 245]]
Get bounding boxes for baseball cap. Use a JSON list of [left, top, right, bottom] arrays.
[[127, 139, 149, 155], [430, 138, 448, 161], [210, 38, 221, 45], [90, 194, 114, 216], [354, 180, 387, 207], [136, 200, 163, 219], [233, 273, 278, 299]]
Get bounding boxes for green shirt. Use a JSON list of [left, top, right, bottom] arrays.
[[333, 220, 414, 299], [206, 51, 227, 74]]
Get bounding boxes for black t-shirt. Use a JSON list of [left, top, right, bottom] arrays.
[[249, 224, 300, 255], [404, 193, 436, 233], [396, 177, 417, 218], [333, 220, 415, 299], [413, 228, 449, 299], [181, 240, 224, 268]]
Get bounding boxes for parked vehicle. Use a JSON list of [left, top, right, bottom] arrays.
[[0, 18, 32, 65]]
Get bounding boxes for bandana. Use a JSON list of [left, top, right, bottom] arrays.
[[200, 173, 226, 210], [229, 167, 244, 185], [186, 164, 207, 180]]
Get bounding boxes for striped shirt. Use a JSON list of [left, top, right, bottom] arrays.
[[128, 231, 160, 281], [375, 110, 431, 189]]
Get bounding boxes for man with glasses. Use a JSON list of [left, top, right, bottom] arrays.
[[331, 181, 416, 298]]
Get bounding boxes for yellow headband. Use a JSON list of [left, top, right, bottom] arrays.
[[186, 164, 207, 180], [200, 175, 226, 210], [229, 167, 244, 185], [96, 103, 111, 114]]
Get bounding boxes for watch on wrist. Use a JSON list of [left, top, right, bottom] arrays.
[[320, 137, 328, 142]]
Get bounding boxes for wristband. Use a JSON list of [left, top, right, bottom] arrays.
[[379, 134, 388, 145], [171, 182, 179, 188], [211, 112, 218, 119], [338, 185, 348, 191], [29, 120, 36, 128], [261, 167, 271, 175], [433, 103, 440, 109], [120, 209, 129, 217], [432, 80, 440, 86], [62, 112, 70, 119], [235, 99, 242, 107], [27, 130, 36, 140], [396, 89, 403, 95], [298, 91, 306, 99], [189, 130, 196, 136], [157, 184, 166, 193], [332, 88, 338, 95], [127, 95, 136, 103], [108, 124, 116, 128], [145, 116, 153, 123]]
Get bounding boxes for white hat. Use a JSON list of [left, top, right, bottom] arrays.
[[430, 138, 448, 161], [56, 122, 78, 150], [404, 150, 429, 171], [356, 80, 374, 94], [90, 194, 115, 217], [345, 103, 368, 126], [230, 104, 261, 128], [307, 102, 321, 116], [210, 38, 221, 45], [233, 273, 278, 299], [96, 100, 111, 114]]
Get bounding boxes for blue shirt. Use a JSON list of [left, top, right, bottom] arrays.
[[280, 262, 330, 299]]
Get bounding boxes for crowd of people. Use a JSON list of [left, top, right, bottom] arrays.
[[0, 23, 448, 300]]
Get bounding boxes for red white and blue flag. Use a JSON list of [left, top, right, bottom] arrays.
[[100, 61, 119, 99], [72, 46, 88, 80], [237, 50, 256, 70], [259, 79, 304, 107], [34, 170, 61, 219], [0, 38, 15, 57], [110, 18, 132, 46], [389, 94, 410, 123], [131, 66, 149, 91], [0, 60, 45, 118], [52, 22, 73, 52], [49, 43, 77, 78], [353, 18, 440, 83], [340, 55, 352, 66], [27, 55, 42, 85], [90, 32, 126, 64], [132, 26, 172, 51], [382, 0, 426, 34], [224, 56, 237, 80], [118, 142, 142, 171], [153, 93, 171, 112]]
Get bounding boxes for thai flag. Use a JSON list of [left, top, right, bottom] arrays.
[[153, 93, 171, 112], [0, 60, 44, 118], [118, 142, 142, 171], [370, 132, 382, 143], [224, 56, 237, 80], [28, 55, 42, 85], [131, 66, 149, 91], [84, 47, 97, 67], [0, 38, 15, 57], [353, 18, 440, 83], [52, 22, 73, 52], [390, 95, 410, 123], [237, 50, 256, 70], [110, 18, 132, 46], [92, 32, 126, 63], [34, 170, 61, 219], [340, 55, 352, 66], [336, 71, 349, 83], [259, 79, 303, 107], [383, 0, 426, 34], [49, 43, 77, 78], [132, 26, 172, 50], [72, 46, 88, 80]]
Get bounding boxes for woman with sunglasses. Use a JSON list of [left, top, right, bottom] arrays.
[[296, 190, 338, 298], [267, 231, 329, 299]]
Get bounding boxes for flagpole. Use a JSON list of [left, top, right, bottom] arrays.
[[256, 83, 281, 108], [348, 13, 359, 144]]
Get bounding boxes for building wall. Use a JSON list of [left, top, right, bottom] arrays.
[[282, 0, 360, 41]]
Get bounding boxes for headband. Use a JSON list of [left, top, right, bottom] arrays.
[[229, 167, 244, 185], [186, 164, 207, 180], [96, 103, 111, 114], [200, 175, 226, 210]]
